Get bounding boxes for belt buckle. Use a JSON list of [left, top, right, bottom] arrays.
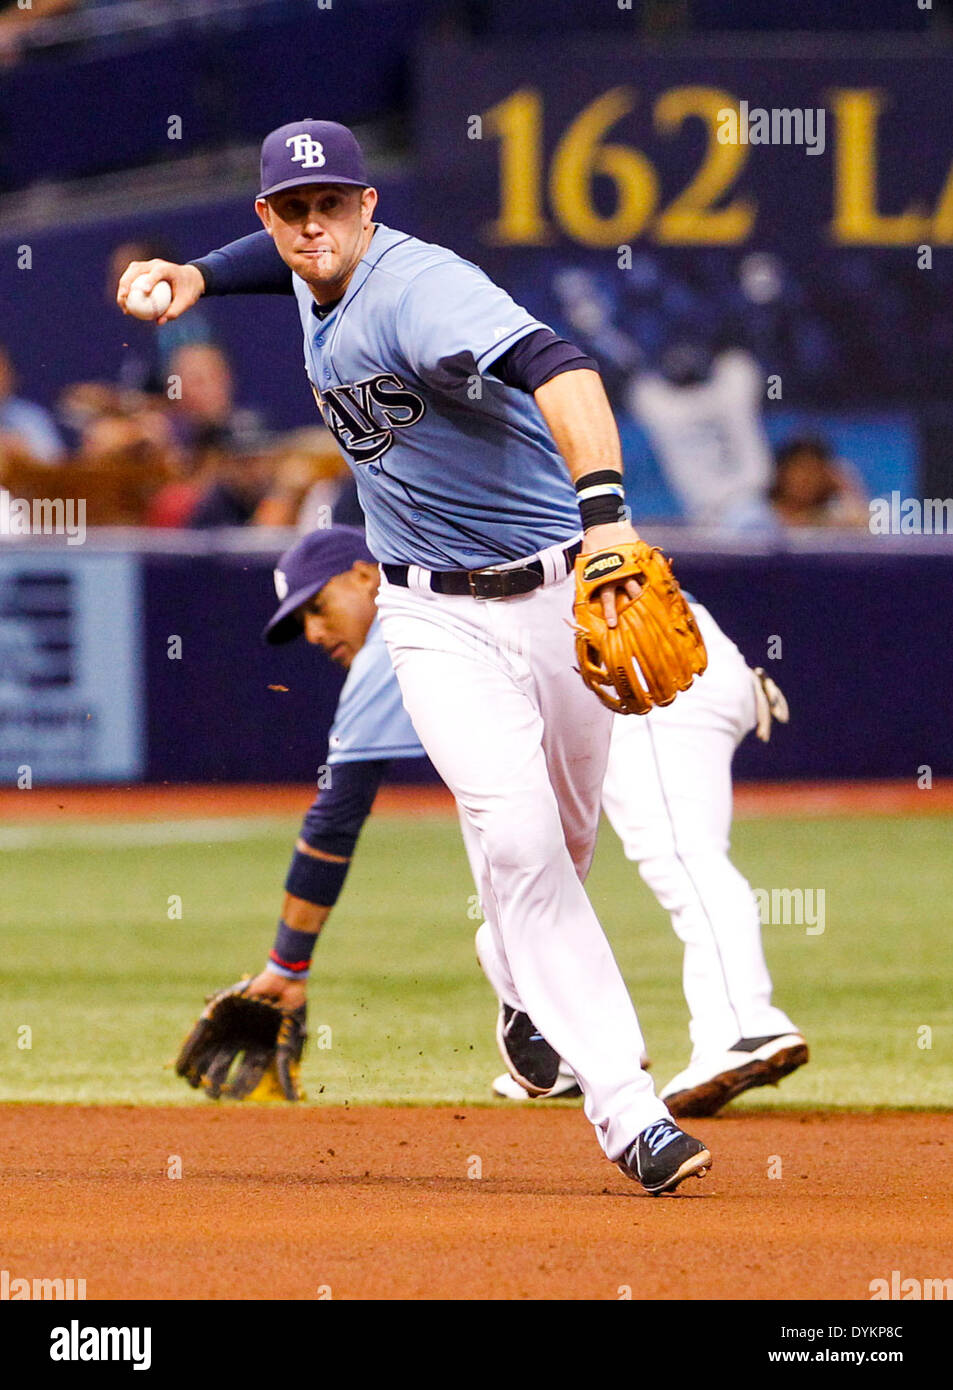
[[468, 568, 507, 601], [468, 565, 544, 600]]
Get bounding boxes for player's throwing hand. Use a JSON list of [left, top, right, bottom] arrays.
[[116, 258, 205, 325]]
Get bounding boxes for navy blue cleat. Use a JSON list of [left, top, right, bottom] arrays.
[[496, 1003, 561, 1096], [617, 1119, 712, 1195]]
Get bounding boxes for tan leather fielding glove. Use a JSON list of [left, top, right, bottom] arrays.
[[573, 542, 707, 714]]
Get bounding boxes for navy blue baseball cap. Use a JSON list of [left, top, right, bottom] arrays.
[[258, 120, 369, 200], [263, 525, 375, 645]]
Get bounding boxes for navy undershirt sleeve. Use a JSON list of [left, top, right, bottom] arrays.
[[488, 328, 598, 394], [298, 757, 387, 859], [190, 230, 294, 296]]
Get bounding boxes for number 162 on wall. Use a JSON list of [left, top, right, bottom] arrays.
[[481, 86, 953, 248]]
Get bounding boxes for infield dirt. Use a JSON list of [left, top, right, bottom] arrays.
[[5, 779, 953, 821], [1, 1105, 949, 1301]]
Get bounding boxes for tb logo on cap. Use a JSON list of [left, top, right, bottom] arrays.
[[286, 134, 326, 169]]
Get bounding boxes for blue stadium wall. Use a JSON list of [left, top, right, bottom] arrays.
[[0, 540, 947, 785]]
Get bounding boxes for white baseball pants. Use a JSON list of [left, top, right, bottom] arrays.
[[376, 541, 668, 1160]]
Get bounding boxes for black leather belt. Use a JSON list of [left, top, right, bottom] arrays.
[[383, 540, 582, 601]]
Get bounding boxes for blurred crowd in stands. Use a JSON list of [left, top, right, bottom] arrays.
[[0, 239, 359, 530], [0, 1, 292, 65], [528, 252, 953, 412], [0, 339, 357, 530]]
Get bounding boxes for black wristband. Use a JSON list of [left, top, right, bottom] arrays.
[[575, 470, 627, 530]]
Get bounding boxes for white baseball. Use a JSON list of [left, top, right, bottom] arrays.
[[125, 275, 173, 321]]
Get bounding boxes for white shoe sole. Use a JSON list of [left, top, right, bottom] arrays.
[[491, 1070, 582, 1101], [662, 1035, 809, 1118]]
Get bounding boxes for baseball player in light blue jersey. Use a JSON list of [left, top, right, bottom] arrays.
[[122, 119, 713, 1195]]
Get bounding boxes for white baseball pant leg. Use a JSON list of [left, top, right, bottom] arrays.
[[601, 604, 796, 1061], [459, 811, 521, 1009], [376, 552, 666, 1159]]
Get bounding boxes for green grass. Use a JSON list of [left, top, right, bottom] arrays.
[[0, 813, 949, 1108]]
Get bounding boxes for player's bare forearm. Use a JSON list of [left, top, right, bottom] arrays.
[[280, 890, 332, 936], [534, 368, 642, 625], [534, 368, 623, 485], [533, 369, 641, 555]]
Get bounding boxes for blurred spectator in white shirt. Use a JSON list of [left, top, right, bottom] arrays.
[[628, 344, 775, 530], [252, 428, 351, 530]]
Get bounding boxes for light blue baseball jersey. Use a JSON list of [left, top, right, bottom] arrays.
[[326, 616, 424, 764], [293, 224, 581, 569]]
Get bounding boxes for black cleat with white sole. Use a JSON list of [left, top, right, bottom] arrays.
[[617, 1119, 712, 1195], [496, 1003, 561, 1096]]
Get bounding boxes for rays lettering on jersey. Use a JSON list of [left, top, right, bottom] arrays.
[[311, 373, 426, 464]]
